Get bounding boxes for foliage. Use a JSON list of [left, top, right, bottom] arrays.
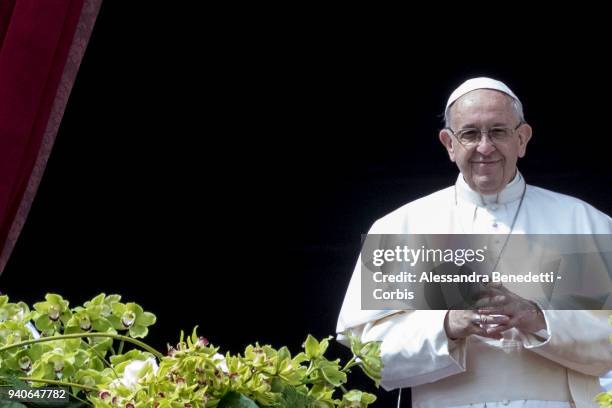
[[0, 294, 382, 408]]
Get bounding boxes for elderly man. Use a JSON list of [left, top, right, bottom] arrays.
[[337, 77, 612, 408]]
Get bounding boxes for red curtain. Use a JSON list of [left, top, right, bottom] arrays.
[[0, 0, 102, 273]]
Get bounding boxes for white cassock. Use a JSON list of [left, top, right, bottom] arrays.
[[337, 172, 612, 408]]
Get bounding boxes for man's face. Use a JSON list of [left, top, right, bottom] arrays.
[[439, 89, 532, 195]]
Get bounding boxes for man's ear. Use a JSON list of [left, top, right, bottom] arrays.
[[517, 123, 533, 158], [439, 129, 456, 162]]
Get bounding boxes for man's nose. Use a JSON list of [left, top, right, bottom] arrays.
[[475, 133, 496, 155]]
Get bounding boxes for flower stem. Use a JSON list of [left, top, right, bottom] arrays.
[[117, 339, 125, 355], [0, 333, 164, 360], [305, 361, 314, 376], [341, 355, 357, 372], [80, 339, 120, 379]]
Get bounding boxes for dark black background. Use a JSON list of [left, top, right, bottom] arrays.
[[1, 4, 610, 406]]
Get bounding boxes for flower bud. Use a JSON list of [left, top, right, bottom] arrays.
[[195, 337, 209, 348]]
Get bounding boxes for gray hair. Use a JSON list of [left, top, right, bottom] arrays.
[[444, 94, 525, 129]]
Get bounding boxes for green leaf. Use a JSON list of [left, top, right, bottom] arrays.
[[303, 335, 320, 359], [307, 383, 336, 406], [0, 373, 29, 390], [277, 346, 291, 362], [317, 360, 347, 387], [22, 397, 83, 408], [346, 334, 383, 386], [0, 402, 28, 408], [292, 352, 309, 365], [340, 389, 377, 407], [348, 333, 363, 357], [277, 384, 318, 408], [318, 337, 331, 356], [217, 391, 260, 408]]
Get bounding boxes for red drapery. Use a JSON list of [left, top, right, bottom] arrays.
[[0, 0, 102, 274]]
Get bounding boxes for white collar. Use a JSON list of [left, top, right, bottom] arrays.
[[455, 171, 525, 206]]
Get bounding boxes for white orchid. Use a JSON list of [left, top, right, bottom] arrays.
[[213, 352, 228, 373], [111, 357, 159, 391]]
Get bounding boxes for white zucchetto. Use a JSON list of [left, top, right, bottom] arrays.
[[445, 77, 520, 111]]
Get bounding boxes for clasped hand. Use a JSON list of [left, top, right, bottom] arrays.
[[444, 282, 546, 340]]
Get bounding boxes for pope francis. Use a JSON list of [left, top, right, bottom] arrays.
[[336, 77, 612, 408]]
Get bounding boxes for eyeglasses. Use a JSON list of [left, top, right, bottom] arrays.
[[446, 122, 523, 147]]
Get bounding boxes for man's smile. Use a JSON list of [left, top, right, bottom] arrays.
[[470, 159, 502, 167]]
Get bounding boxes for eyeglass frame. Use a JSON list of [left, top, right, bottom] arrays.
[[445, 121, 524, 147]]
